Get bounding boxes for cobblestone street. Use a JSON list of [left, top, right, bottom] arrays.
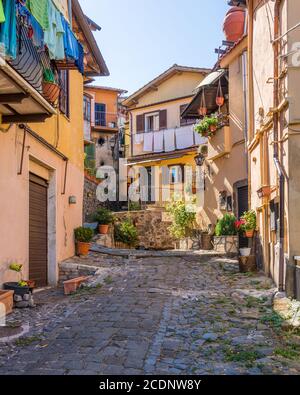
[[0, 253, 300, 375]]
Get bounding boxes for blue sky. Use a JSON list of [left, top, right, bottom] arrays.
[[80, 0, 229, 95]]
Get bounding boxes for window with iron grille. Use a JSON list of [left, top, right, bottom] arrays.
[[59, 70, 70, 118]]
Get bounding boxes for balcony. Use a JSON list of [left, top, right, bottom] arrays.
[[207, 125, 232, 161], [131, 124, 207, 159], [0, 14, 56, 123], [94, 111, 118, 131]]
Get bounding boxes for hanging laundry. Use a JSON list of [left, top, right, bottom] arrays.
[[0, 0, 5, 24], [143, 132, 154, 152], [153, 131, 164, 152], [194, 131, 207, 146], [44, 1, 65, 60], [61, 15, 79, 60], [75, 42, 84, 75], [134, 133, 144, 145], [17, 3, 44, 48], [164, 129, 175, 152], [27, 0, 49, 31], [0, 0, 17, 58], [176, 127, 194, 150]]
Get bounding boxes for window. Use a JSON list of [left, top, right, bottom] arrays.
[[180, 104, 195, 126], [83, 96, 91, 122], [95, 103, 106, 126], [169, 165, 184, 184], [59, 70, 70, 118], [145, 112, 159, 132]]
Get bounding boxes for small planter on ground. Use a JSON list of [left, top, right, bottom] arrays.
[[93, 207, 114, 235], [0, 290, 14, 316], [74, 227, 94, 256], [213, 214, 239, 255]]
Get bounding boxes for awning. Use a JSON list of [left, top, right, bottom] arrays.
[[182, 69, 228, 119], [194, 69, 227, 91]]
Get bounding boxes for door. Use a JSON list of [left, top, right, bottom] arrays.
[[29, 174, 48, 287], [237, 185, 249, 248]]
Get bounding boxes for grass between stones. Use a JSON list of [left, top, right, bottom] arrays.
[[15, 336, 42, 347], [223, 346, 261, 365], [71, 284, 102, 297]]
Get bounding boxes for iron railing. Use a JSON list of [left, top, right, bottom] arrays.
[[95, 111, 118, 128]]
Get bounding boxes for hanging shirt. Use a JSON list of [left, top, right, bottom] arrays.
[[27, 0, 49, 30], [0, 0, 5, 24], [61, 14, 79, 60], [44, 1, 65, 60], [0, 0, 17, 58]]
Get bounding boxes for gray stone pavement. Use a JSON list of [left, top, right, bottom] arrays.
[[0, 254, 300, 375]]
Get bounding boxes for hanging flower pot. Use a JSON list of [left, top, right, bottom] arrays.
[[198, 107, 207, 117], [216, 96, 225, 107], [42, 81, 60, 103]]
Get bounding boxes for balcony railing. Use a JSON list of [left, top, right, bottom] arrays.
[[94, 111, 118, 129], [131, 125, 207, 157], [8, 15, 59, 104]]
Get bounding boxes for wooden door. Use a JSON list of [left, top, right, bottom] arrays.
[[29, 174, 48, 287]]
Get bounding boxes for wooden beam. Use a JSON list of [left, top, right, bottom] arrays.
[[2, 114, 52, 123], [0, 93, 29, 104]]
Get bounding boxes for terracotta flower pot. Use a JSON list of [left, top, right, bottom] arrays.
[[210, 125, 217, 133], [199, 107, 207, 117], [0, 290, 14, 316], [76, 241, 91, 256], [245, 229, 255, 238], [99, 224, 109, 235], [42, 81, 60, 103], [216, 96, 225, 107], [223, 7, 246, 43]]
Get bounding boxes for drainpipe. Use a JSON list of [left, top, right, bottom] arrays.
[[274, 0, 285, 293], [68, 0, 73, 28]]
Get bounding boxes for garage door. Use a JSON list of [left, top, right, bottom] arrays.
[[29, 174, 48, 287]]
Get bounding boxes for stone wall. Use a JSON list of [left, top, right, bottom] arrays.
[[113, 209, 175, 250], [59, 261, 99, 284], [83, 173, 123, 222]]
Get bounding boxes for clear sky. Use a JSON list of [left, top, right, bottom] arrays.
[[80, 0, 230, 95]]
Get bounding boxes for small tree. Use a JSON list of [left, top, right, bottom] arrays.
[[215, 214, 238, 236], [166, 200, 196, 239]]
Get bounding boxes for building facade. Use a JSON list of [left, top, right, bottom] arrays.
[[0, 0, 108, 287], [123, 65, 210, 206]]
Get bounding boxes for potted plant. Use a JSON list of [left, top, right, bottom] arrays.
[[74, 227, 94, 256], [42, 68, 60, 103], [206, 114, 219, 133], [114, 219, 138, 249], [3, 264, 30, 297], [93, 207, 114, 235], [214, 214, 239, 255], [194, 118, 209, 137], [241, 210, 257, 238], [0, 289, 14, 316]]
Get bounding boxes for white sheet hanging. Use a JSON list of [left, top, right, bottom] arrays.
[[143, 132, 154, 152], [164, 129, 175, 152], [194, 132, 207, 146], [134, 133, 144, 145], [153, 131, 164, 152], [176, 128, 194, 149]]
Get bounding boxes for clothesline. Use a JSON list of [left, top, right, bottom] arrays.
[[0, 0, 84, 74]]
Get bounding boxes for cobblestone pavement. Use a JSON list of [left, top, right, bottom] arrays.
[[0, 254, 300, 375]]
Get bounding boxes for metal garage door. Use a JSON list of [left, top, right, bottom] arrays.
[[29, 174, 48, 287]]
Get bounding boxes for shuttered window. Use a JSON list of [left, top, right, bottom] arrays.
[[159, 109, 167, 130], [136, 114, 145, 133]]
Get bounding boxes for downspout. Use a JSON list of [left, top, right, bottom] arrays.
[[68, 0, 73, 28], [274, 0, 285, 293]]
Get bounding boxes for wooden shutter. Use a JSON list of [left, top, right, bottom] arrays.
[[136, 114, 145, 133], [159, 110, 167, 130]]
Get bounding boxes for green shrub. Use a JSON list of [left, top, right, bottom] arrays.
[[74, 227, 94, 243], [114, 219, 138, 247], [166, 200, 196, 239], [129, 201, 142, 211], [215, 214, 238, 236], [93, 207, 114, 225]]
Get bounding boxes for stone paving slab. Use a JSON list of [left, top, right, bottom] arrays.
[[0, 254, 299, 375]]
